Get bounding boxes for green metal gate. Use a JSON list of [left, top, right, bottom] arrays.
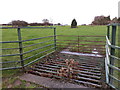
[[0, 27, 57, 70], [105, 23, 120, 89]]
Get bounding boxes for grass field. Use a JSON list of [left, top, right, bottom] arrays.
[[1, 25, 119, 88], [2, 25, 107, 40]]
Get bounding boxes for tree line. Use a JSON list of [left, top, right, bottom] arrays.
[[70, 15, 120, 28], [4, 19, 53, 27], [2, 15, 120, 27]]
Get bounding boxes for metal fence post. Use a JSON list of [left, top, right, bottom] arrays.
[[118, 25, 120, 89], [54, 27, 57, 50], [78, 35, 79, 52], [107, 26, 110, 39], [109, 25, 116, 85], [17, 27, 24, 71]]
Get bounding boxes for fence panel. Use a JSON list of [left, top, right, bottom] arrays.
[[0, 27, 56, 70], [105, 24, 120, 90], [57, 35, 106, 57]]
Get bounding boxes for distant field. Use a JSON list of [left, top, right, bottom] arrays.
[[2, 25, 107, 41]]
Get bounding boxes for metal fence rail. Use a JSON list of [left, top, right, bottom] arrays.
[[105, 24, 120, 90], [0, 27, 56, 70], [57, 35, 106, 55]]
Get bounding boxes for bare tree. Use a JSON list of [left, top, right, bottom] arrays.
[[42, 19, 50, 26], [42, 19, 49, 23]]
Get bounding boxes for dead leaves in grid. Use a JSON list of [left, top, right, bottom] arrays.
[[57, 59, 79, 78]]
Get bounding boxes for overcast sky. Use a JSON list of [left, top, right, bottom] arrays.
[[1, 0, 120, 25]]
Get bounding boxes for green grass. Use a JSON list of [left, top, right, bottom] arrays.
[[2, 25, 119, 88], [2, 25, 107, 41]]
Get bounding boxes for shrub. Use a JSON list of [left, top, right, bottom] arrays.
[[71, 19, 77, 28], [10, 20, 28, 27]]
